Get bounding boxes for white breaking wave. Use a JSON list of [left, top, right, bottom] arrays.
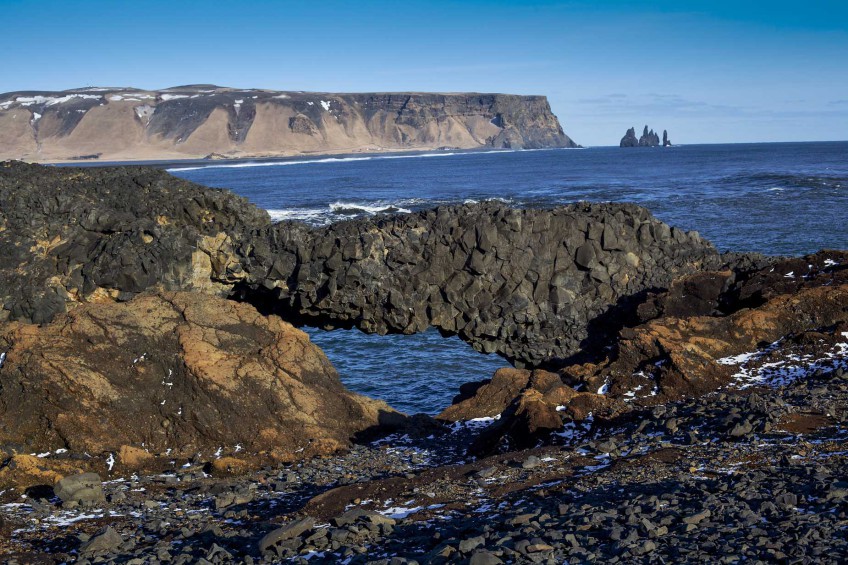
[[266, 208, 327, 223], [267, 200, 415, 224], [169, 152, 458, 172], [266, 196, 520, 225], [329, 201, 412, 215]]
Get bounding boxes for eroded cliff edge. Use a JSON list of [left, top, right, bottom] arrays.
[[0, 86, 577, 162]]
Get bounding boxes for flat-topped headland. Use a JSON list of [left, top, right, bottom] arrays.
[[1, 162, 847, 563], [0, 86, 577, 163]]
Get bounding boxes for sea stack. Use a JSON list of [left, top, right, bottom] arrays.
[[620, 125, 667, 147], [663, 129, 672, 146], [620, 127, 639, 147]]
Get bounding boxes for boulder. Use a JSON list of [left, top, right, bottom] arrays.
[[0, 291, 396, 473], [259, 517, 316, 553], [54, 472, 105, 505], [0, 455, 86, 492], [79, 526, 123, 555]]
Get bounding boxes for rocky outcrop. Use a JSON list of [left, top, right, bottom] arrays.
[[438, 368, 625, 453], [620, 125, 666, 147], [436, 251, 848, 453], [560, 251, 848, 404], [639, 126, 660, 147], [245, 201, 732, 366], [0, 86, 578, 162], [0, 291, 395, 468], [0, 161, 268, 324], [1, 162, 763, 367]]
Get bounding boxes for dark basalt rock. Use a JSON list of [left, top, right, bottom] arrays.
[[639, 125, 660, 147], [0, 162, 766, 367], [0, 161, 268, 324], [620, 125, 668, 147], [620, 127, 638, 147], [242, 201, 736, 367]]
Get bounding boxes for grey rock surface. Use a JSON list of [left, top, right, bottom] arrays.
[[79, 526, 123, 555], [54, 472, 105, 505], [244, 201, 732, 366]]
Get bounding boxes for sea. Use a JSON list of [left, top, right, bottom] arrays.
[[168, 141, 848, 414]]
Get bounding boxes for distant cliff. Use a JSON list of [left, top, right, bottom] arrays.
[[0, 86, 578, 162], [620, 125, 671, 147]]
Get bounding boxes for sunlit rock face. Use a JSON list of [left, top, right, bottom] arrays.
[[0, 86, 578, 162], [0, 291, 395, 469]]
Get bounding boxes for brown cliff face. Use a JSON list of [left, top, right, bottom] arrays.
[[0, 291, 396, 473], [0, 86, 577, 162]]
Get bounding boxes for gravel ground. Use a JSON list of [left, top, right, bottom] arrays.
[[2, 367, 848, 564]]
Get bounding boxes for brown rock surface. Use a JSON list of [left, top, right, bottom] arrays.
[[438, 252, 848, 453], [0, 455, 87, 491], [562, 251, 848, 403], [0, 291, 396, 478], [0, 86, 577, 163], [438, 368, 624, 453]]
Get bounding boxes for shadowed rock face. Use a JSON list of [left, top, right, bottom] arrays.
[[0, 291, 395, 463], [0, 86, 578, 162], [0, 162, 765, 367]]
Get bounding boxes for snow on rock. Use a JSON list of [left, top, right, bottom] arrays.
[[15, 94, 101, 107], [159, 94, 189, 101], [134, 105, 155, 126], [719, 338, 848, 389], [449, 415, 501, 432], [320, 100, 331, 111]]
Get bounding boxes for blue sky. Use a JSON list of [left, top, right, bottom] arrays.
[[1, 0, 846, 145]]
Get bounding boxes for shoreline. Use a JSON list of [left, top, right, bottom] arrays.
[[16, 139, 848, 168], [36, 145, 581, 169]]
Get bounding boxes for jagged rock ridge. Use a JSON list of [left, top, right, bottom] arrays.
[[0, 86, 578, 162]]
